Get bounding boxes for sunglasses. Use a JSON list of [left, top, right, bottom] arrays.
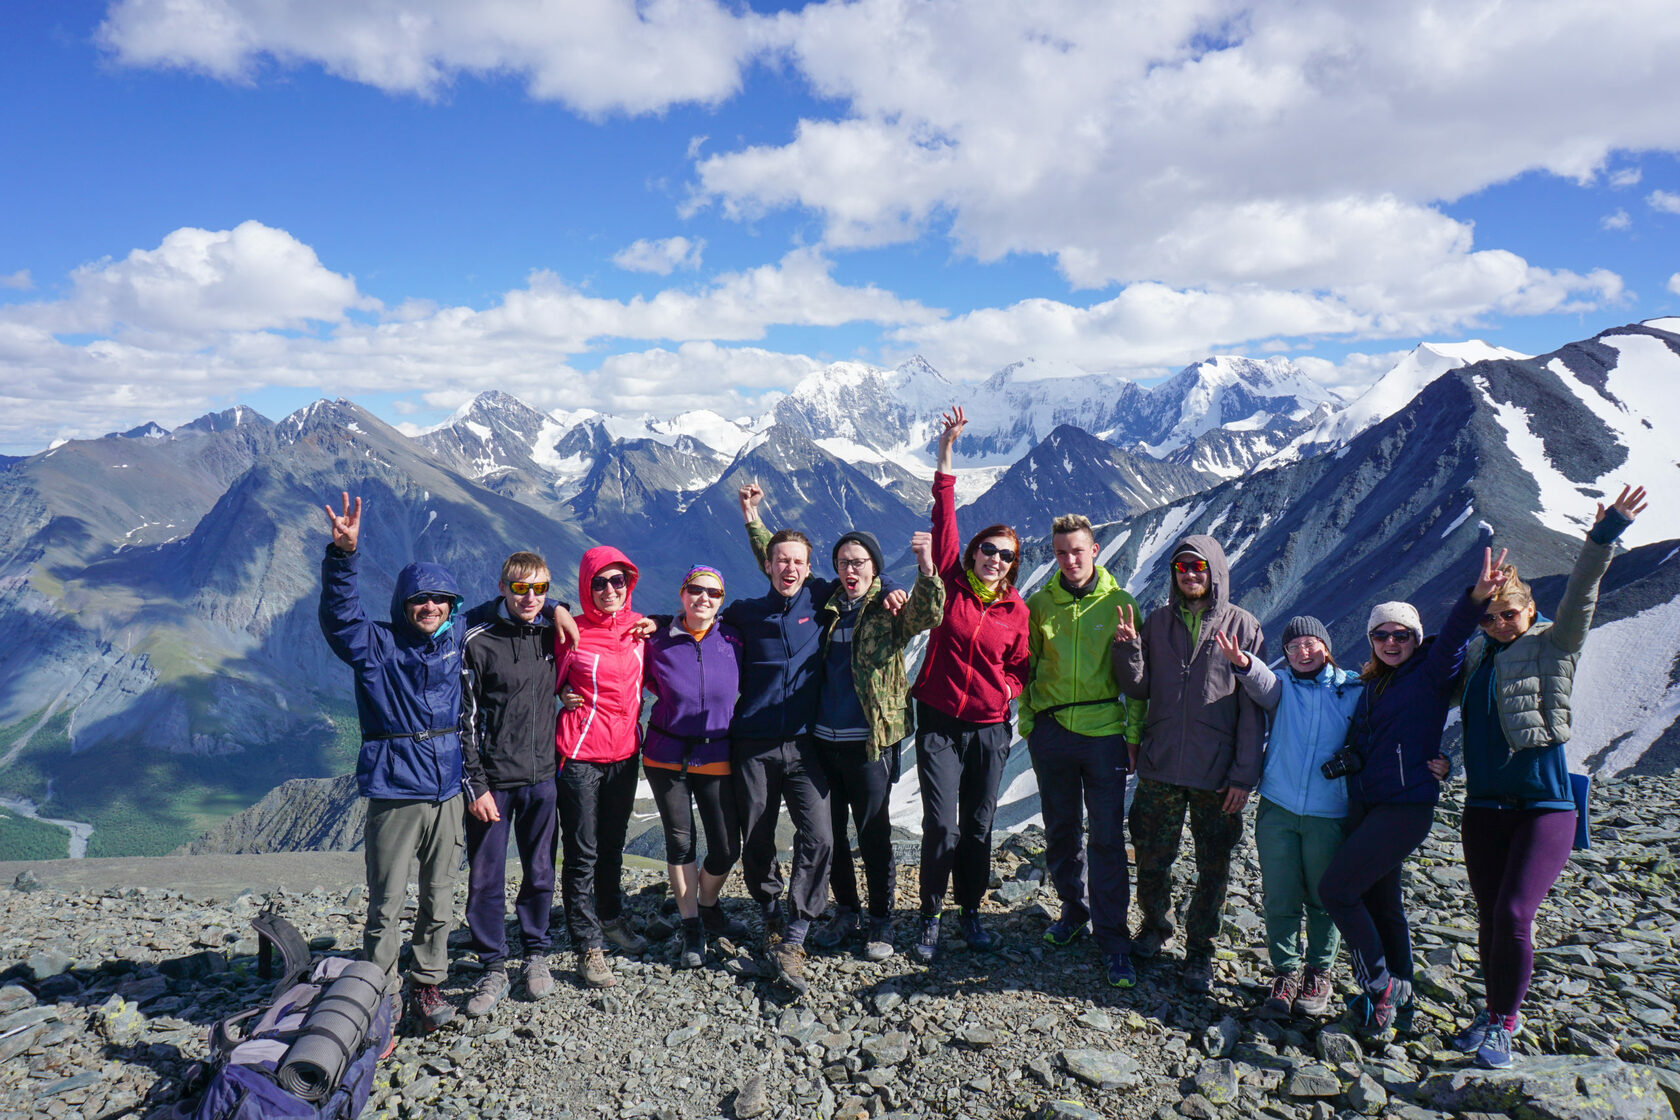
[[1480, 608, 1523, 626], [976, 542, 1017, 563], [407, 593, 453, 607], [682, 583, 724, 600], [507, 580, 549, 597], [591, 573, 628, 593], [1369, 628, 1414, 644], [1173, 558, 1209, 574]]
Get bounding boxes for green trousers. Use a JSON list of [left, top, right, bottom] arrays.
[[364, 796, 464, 987], [1254, 797, 1343, 975]]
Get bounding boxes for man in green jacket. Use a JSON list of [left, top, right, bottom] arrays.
[[1021, 513, 1146, 989]]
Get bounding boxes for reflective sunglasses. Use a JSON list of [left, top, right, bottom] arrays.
[[976, 541, 1016, 563], [591, 573, 628, 592], [406, 593, 453, 607], [1369, 628, 1414, 644], [1172, 557, 1209, 574], [507, 580, 549, 596], [682, 583, 725, 600], [1480, 607, 1523, 626]]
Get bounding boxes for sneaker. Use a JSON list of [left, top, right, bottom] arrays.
[[812, 906, 860, 950], [578, 946, 618, 989], [1260, 972, 1300, 1019], [677, 924, 705, 969], [601, 917, 649, 955], [1350, 977, 1410, 1040], [1130, 922, 1172, 959], [1043, 909, 1088, 948], [1475, 1023, 1514, 1069], [913, 913, 941, 964], [698, 901, 751, 940], [408, 983, 454, 1033], [960, 910, 996, 952], [862, 917, 894, 962], [1105, 952, 1137, 989], [766, 934, 810, 995], [379, 991, 401, 1058], [522, 954, 554, 1001], [1453, 1008, 1520, 1053], [465, 967, 509, 1018], [1183, 954, 1215, 994], [1294, 967, 1333, 1017]]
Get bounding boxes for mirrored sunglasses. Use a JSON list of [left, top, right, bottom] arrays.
[[508, 580, 549, 596], [1173, 557, 1209, 574]]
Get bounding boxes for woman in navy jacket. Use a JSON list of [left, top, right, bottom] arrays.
[[1318, 546, 1508, 1039]]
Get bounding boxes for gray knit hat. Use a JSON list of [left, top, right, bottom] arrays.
[[1281, 615, 1332, 653], [1366, 602, 1423, 646]]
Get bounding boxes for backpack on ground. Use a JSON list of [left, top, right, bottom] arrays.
[[179, 902, 395, 1120]]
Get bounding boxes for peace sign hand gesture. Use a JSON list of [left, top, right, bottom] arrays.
[[1471, 546, 1509, 602], [1115, 602, 1140, 645], [1214, 629, 1251, 671], [324, 492, 361, 553]]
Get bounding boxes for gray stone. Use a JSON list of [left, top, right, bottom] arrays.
[[1419, 1055, 1675, 1120], [1315, 1027, 1361, 1066], [664, 1017, 706, 1047], [1075, 1007, 1112, 1032], [1176, 1095, 1218, 1120], [957, 1025, 997, 1049], [861, 1032, 911, 1067], [25, 948, 74, 980], [0, 1023, 47, 1064], [1347, 1072, 1387, 1116], [1058, 1048, 1142, 1091], [993, 880, 1038, 906], [1201, 1015, 1240, 1058], [1192, 1058, 1238, 1105], [1033, 1102, 1104, 1120], [1284, 1064, 1341, 1098], [95, 995, 147, 1048], [12, 870, 44, 892], [0, 985, 35, 1013]]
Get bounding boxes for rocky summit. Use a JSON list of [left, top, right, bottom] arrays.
[[4, 778, 1680, 1120]]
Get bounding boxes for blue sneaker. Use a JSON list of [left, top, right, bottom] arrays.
[[1105, 952, 1137, 989], [1453, 1008, 1520, 1053], [960, 910, 996, 952], [1476, 1023, 1514, 1069], [1043, 912, 1088, 947], [912, 913, 941, 964]]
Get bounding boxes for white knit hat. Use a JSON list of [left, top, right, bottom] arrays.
[[1366, 601, 1423, 646]]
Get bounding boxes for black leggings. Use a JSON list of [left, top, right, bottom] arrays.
[[1318, 799, 1435, 993], [645, 765, 741, 877]]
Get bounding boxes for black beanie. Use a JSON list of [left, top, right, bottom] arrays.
[[1281, 615, 1332, 653], [833, 530, 885, 577]]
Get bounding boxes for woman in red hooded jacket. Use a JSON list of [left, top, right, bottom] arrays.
[[555, 546, 648, 990]]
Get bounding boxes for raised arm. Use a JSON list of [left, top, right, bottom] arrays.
[[931, 407, 967, 579], [741, 483, 773, 577], [885, 531, 947, 643], [1425, 546, 1506, 691], [1549, 484, 1647, 653], [317, 492, 376, 665]]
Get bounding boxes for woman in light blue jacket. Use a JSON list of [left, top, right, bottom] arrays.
[[1218, 616, 1362, 1019]]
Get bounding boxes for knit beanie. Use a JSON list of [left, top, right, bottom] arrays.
[[1281, 615, 1332, 653], [1366, 602, 1423, 646], [832, 530, 884, 577], [682, 565, 725, 593]]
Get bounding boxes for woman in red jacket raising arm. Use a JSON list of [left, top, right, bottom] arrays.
[[910, 405, 1032, 961]]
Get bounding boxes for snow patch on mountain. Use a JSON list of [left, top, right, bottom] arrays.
[[1477, 384, 1594, 540], [1125, 502, 1210, 598], [1572, 595, 1680, 776]]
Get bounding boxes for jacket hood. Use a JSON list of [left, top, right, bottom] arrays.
[[578, 545, 640, 624], [390, 561, 463, 638], [1168, 534, 1230, 612]]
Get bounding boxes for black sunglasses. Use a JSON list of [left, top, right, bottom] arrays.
[[591, 573, 628, 593], [407, 593, 453, 607], [976, 541, 1016, 563], [682, 583, 724, 600], [1369, 628, 1414, 644], [1480, 608, 1523, 626]]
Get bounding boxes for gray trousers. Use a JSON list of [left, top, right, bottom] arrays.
[[364, 796, 464, 987]]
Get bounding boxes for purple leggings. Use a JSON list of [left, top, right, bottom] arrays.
[[1461, 805, 1576, 1017]]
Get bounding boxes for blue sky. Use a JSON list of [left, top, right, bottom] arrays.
[[2, 0, 1678, 454]]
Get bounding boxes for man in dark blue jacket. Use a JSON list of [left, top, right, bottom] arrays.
[[318, 492, 466, 1035]]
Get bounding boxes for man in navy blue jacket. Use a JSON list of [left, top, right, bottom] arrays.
[[318, 492, 468, 1034]]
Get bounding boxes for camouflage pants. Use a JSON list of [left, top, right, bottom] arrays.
[[1129, 778, 1244, 959]]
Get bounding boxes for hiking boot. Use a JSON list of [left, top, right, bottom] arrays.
[[766, 935, 810, 995], [960, 909, 996, 952], [912, 913, 941, 964], [812, 906, 860, 950], [1105, 952, 1137, 989], [578, 947, 618, 989], [677, 924, 705, 969], [465, 967, 509, 1018], [1260, 971, 1300, 1019], [1183, 954, 1215, 994], [1294, 967, 1333, 1017], [1475, 1023, 1514, 1069], [1130, 922, 1172, 959], [699, 901, 751, 940], [862, 916, 894, 962], [1043, 909, 1088, 948], [1350, 977, 1411, 1040], [1453, 1008, 1520, 1053], [522, 954, 554, 1000], [408, 983, 454, 1033], [601, 917, 649, 955]]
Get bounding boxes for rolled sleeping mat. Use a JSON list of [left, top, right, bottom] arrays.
[[276, 961, 388, 1101]]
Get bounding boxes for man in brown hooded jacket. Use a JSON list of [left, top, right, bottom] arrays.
[[1113, 533, 1264, 992]]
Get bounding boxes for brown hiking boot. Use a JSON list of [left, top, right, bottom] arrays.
[[407, 983, 454, 1033], [1260, 971, 1300, 1019], [1295, 967, 1333, 1017], [578, 946, 618, 989], [765, 935, 810, 995]]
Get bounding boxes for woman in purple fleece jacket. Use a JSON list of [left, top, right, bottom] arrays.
[[642, 565, 749, 968]]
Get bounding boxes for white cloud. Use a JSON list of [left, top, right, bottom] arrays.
[[612, 236, 705, 275], [1601, 209, 1632, 231], [1649, 190, 1680, 215], [0, 270, 30, 291], [1669, 273, 1680, 297], [98, 0, 774, 116], [1609, 168, 1642, 188]]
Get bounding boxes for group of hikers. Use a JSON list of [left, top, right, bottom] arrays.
[[318, 403, 1648, 1075]]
